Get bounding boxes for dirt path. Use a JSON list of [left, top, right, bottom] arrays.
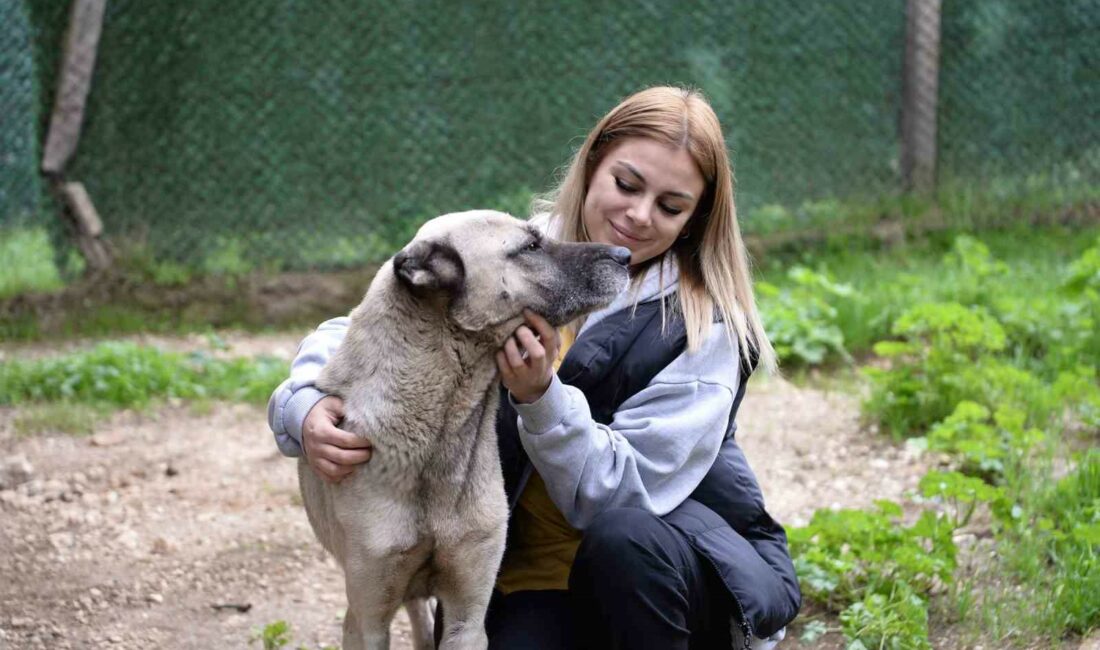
[[0, 333, 931, 649]]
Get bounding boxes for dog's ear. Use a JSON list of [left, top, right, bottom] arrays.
[[393, 240, 464, 293]]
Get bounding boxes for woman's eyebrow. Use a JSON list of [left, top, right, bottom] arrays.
[[615, 161, 695, 201]]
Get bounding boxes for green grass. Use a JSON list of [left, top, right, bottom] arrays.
[[996, 451, 1099, 639], [0, 227, 65, 298], [0, 342, 288, 409], [744, 168, 1099, 238], [952, 451, 1100, 646], [11, 401, 107, 436], [0, 226, 378, 343]]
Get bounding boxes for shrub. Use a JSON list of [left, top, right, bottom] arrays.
[[939, 235, 1008, 308], [758, 266, 858, 366], [789, 501, 957, 649], [915, 402, 1045, 482], [863, 302, 1054, 436]]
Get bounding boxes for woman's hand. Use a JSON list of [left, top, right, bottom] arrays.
[[497, 310, 561, 404], [302, 396, 372, 483]]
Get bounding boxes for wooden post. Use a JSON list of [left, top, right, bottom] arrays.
[[900, 0, 942, 193], [41, 0, 111, 271], [57, 181, 111, 271], [41, 0, 106, 174]]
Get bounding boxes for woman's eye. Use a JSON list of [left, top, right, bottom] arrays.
[[614, 177, 638, 193], [660, 204, 683, 216]]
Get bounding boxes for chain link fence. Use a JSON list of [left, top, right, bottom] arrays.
[[2, 0, 1097, 279], [1, 0, 40, 230], [938, 0, 1099, 213]]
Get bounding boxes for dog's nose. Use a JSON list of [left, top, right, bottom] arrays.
[[609, 246, 632, 266]]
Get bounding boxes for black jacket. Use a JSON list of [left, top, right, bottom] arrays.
[[495, 297, 801, 643]]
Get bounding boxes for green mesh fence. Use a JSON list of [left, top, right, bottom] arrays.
[[3, 0, 1097, 276], [0, 0, 41, 229], [938, 0, 1100, 212]]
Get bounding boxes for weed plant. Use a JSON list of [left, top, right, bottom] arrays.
[[790, 230, 1099, 648], [0, 342, 286, 408]]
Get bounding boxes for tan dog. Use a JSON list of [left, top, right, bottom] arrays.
[[299, 210, 630, 649]]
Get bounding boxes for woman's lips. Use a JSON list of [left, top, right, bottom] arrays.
[[609, 221, 645, 243]]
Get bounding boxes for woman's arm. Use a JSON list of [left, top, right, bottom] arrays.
[[513, 325, 740, 529], [268, 316, 351, 455]]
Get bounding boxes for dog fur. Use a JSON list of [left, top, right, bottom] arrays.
[[298, 210, 630, 649]]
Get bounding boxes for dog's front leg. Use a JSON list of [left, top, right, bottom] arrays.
[[433, 527, 507, 650]]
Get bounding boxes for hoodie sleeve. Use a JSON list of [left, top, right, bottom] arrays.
[[513, 326, 740, 529], [267, 317, 350, 457]]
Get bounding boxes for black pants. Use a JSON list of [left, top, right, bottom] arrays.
[[484, 507, 733, 650]]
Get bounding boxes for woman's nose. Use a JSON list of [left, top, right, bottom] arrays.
[[625, 197, 655, 227]]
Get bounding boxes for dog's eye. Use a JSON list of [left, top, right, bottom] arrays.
[[525, 240, 541, 252]]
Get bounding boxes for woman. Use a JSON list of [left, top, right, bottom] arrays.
[[269, 86, 800, 649]]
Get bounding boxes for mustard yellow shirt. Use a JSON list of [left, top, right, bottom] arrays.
[[496, 327, 580, 594]]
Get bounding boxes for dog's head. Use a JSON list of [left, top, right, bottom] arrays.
[[392, 210, 630, 338]]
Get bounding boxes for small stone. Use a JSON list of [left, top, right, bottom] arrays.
[[49, 532, 74, 550], [115, 528, 139, 550], [0, 456, 34, 489], [41, 479, 67, 500], [147, 593, 163, 604], [90, 431, 126, 447], [953, 533, 977, 549]]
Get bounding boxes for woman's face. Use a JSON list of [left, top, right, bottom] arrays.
[[582, 137, 705, 266]]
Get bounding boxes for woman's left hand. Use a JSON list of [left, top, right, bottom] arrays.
[[497, 309, 561, 404]]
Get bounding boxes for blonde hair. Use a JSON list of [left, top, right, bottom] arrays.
[[535, 86, 777, 374]]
